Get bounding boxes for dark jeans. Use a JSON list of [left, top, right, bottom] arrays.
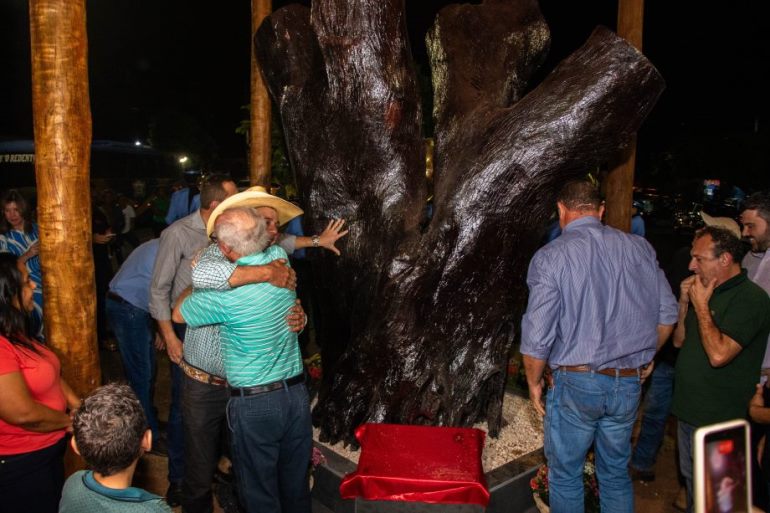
[[168, 322, 186, 485], [182, 375, 230, 513], [227, 380, 312, 513], [678, 419, 697, 513], [631, 361, 675, 472], [106, 296, 159, 436], [0, 436, 66, 513]]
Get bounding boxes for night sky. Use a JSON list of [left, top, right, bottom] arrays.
[[1, 1, 768, 190]]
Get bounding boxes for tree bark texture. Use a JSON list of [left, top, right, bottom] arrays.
[[250, 0, 272, 186], [604, 0, 644, 232], [29, 0, 100, 398], [256, 0, 665, 445]]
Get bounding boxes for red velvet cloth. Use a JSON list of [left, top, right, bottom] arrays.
[[339, 423, 489, 507]]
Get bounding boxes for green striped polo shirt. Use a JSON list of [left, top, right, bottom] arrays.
[[180, 245, 301, 387]]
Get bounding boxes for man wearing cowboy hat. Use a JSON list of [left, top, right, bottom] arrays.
[[174, 206, 316, 513], [205, 185, 348, 256], [172, 185, 346, 513], [149, 175, 300, 510]]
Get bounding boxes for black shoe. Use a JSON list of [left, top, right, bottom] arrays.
[[166, 483, 183, 507], [629, 465, 655, 482]]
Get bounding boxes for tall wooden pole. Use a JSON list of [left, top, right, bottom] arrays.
[[250, 0, 272, 186], [29, 0, 100, 399], [604, 0, 644, 232]]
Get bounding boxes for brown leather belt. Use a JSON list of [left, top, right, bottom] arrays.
[[230, 374, 304, 397], [559, 365, 639, 377], [179, 359, 227, 387]]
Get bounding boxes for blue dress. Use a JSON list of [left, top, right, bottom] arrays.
[[0, 224, 44, 336]]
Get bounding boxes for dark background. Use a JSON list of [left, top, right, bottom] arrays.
[[1, 0, 768, 192]]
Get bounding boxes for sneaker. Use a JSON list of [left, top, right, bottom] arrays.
[[629, 465, 655, 482], [166, 482, 183, 508]]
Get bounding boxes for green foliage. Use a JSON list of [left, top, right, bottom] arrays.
[[235, 104, 294, 193]]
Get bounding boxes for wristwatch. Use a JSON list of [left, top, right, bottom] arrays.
[[311, 235, 320, 247]]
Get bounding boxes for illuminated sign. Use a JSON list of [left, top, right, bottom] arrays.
[[0, 154, 35, 164]]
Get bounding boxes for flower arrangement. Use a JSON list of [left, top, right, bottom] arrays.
[[305, 352, 322, 381], [312, 446, 327, 468], [530, 453, 600, 513], [506, 355, 530, 393], [308, 446, 327, 489], [304, 352, 323, 401]]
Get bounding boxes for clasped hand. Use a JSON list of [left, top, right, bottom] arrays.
[[680, 274, 716, 311]]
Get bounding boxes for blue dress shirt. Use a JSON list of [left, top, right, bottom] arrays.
[[520, 216, 677, 370], [165, 188, 201, 225], [109, 239, 159, 312]]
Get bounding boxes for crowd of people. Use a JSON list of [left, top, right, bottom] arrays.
[[2, 176, 770, 513], [522, 180, 770, 513], [0, 176, 348, 513]]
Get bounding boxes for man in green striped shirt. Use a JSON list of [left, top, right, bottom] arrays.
[[175, 206, 311, 513]]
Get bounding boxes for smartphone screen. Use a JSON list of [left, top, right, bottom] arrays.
[[694, 419, 750, 513]]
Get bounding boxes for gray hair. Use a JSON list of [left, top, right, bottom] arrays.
[[214, 207, 272, 256]]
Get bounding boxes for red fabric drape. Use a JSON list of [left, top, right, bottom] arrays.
[[339, 423, 489, 507]]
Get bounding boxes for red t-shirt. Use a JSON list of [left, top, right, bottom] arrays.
[[0, 335, 66, 455]]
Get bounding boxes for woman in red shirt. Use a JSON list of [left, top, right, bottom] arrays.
[[0, 253, 80, 513]]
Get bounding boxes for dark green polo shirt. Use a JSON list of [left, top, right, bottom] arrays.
[[672, 270, 770, 427]]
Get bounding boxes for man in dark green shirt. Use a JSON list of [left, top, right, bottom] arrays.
[[672, 226, 770, 513]]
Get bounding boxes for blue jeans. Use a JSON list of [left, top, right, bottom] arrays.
[[227, 379, 312, 513], [106, 297, 159, 436], [545, 369, 642, 513], [631, 361, 675, 472], [678, 419, 697, 513]]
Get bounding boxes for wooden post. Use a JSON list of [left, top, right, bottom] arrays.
[[604, 0, 644, 232], [29, 0, 100, 399], [250, 0, 272, 186]]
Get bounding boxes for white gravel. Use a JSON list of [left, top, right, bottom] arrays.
[[313, 392, 544, 472]]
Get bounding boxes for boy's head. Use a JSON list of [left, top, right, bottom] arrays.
[[72, 383, 151, 476]]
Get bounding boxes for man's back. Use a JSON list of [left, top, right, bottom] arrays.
[[181, 245, 301, 387], [109, 239, 159, 311], [149, 211, 208, 318], [60, 470, 171, 513], [522, 216, 674, 369]]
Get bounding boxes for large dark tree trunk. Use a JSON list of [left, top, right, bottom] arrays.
[[255, 0, 664, 446]]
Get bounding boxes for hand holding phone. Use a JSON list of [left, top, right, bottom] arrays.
[[694, 419, 751, 513]]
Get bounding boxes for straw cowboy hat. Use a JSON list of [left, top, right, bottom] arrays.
[[700, 211, 741, 238], [206, 185, 303, 236]]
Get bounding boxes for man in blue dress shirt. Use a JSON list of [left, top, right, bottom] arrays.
[[520, 179, 677, 513], [105, 238, 161, 445], [165, 186, 201, 225]]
